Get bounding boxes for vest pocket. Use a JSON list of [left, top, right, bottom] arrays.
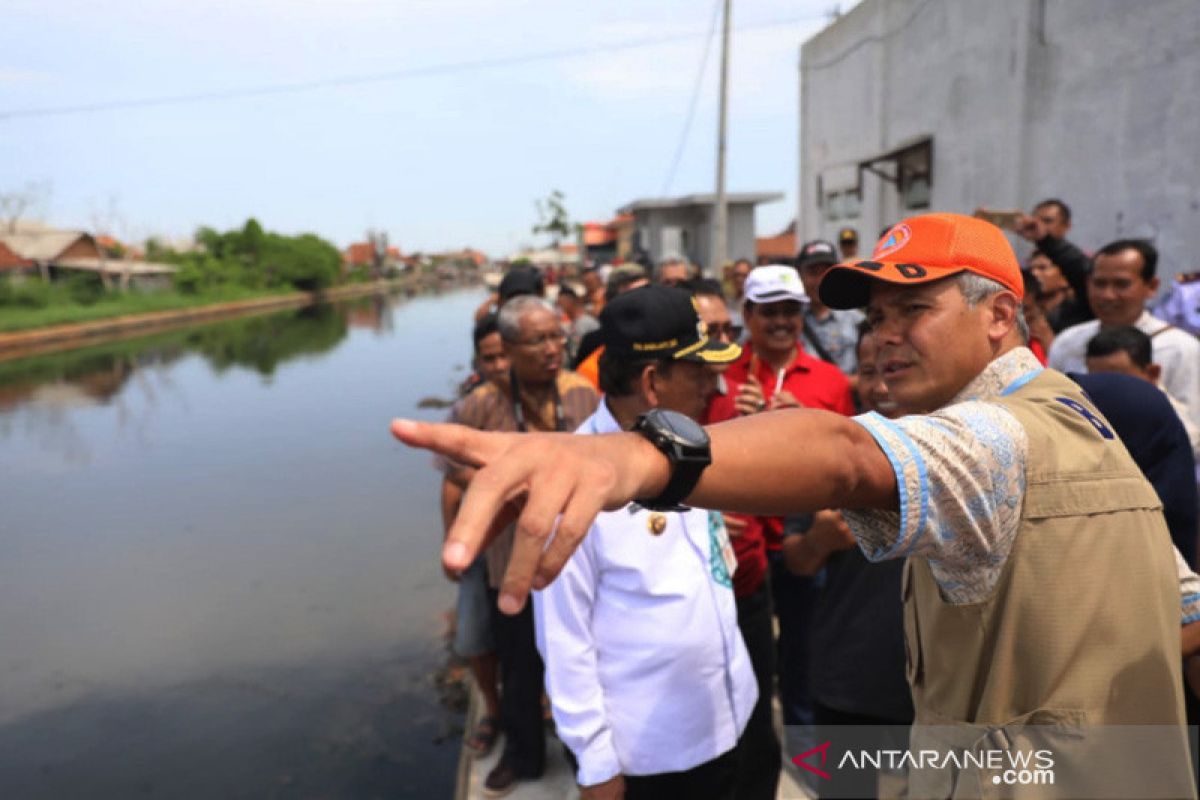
[[908, 708, 1086, 799]]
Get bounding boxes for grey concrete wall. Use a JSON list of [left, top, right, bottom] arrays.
[[799, 0, 1200, 280], [728, 206, 758, 265], [633, 204, 763, 273]]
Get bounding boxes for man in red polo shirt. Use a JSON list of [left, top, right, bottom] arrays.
[[707, 264, 854, 757]]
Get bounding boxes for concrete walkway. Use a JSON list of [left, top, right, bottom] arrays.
[[454, 687, 814, 800]]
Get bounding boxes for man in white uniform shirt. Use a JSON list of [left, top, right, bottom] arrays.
[[533, 285, 757, 800], [1048, 239, 1200, 427]]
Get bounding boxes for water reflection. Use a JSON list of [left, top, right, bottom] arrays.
[[0, 287, 482, 798], [0, 301, 361, 408]]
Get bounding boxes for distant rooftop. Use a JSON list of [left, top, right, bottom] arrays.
[[618, 192, 783, 214], [0, 227, 92, 261]]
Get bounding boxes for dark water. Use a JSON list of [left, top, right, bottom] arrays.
[[0, 287, 487, 799]]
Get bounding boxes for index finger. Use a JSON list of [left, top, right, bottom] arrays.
[[391, 418, 506, 468], [444, 455, 532, 594]]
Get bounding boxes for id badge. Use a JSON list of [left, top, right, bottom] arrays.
[[707, 510, 738, 586]]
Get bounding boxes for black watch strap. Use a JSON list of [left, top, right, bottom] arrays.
[[644, 459, 707, 512], [632, 409, 711, 512]]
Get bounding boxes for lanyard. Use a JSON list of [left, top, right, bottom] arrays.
[[509, 368, 566, 433]]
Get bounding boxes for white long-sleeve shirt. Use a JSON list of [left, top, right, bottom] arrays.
[[1047, 310, 1200, 428], [533, 402, 757, 786]]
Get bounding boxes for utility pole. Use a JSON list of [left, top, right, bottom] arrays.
[[710, 0, 732, 279]]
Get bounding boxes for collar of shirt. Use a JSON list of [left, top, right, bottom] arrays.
[[1138, 309, 1172, 335], [506, 371, 580, 432], [949, 347, 1045, 404], [804, 307, 834, 325], [736, 344, 819, 382], [580, 399, 622, 435]]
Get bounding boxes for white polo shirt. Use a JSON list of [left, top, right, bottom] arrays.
[[533, 401, 757, 786], [1047, 310, 1200, 428]]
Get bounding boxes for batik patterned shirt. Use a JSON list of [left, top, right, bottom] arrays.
[[843, 347, 1200, 622]]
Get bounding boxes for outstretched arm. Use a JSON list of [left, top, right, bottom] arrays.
[[392, 408, 896, 613]]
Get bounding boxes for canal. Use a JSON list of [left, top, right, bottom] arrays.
[[0, 286, 487, 798]]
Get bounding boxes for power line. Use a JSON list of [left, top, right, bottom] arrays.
[[661, 0, 723, 196], [0, 15, 823, 122], [802, 0, 937, 71]]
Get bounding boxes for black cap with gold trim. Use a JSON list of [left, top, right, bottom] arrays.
[[599, 285, 740, 365]]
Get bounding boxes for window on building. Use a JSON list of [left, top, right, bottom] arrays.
[[898, 142, 932, 209], [823, 191, 842, 222], [842, 191, 862, 218], [859, 137, 934, 211], [821, 189, 861, 222]]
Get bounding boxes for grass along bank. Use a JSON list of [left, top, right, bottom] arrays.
[[0, 284, 298, 334]]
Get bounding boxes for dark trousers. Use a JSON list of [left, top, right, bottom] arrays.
[[489, 589, 545, 778], [769, 552, 817, 728], [734, 580, 781, 800], [623, 742, 741, 800]]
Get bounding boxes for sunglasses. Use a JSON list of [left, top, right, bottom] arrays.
[[751, 302, 804, 318], [705, 322, 743, 340]]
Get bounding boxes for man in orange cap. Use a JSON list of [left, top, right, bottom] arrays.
[[396, 213, 1200, 796]]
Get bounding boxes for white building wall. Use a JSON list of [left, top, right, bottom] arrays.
[[799, 0, 1200, 280]]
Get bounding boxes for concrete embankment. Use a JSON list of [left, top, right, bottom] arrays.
[[0, 278, 426, 364]]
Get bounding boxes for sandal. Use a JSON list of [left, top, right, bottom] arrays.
[[466, 715, 500, 757]]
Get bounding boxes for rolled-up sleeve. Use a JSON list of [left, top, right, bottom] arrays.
[[842, 402, 1028, 603], [1178, 548, 1200, 626], [532, 536, 621, 786]]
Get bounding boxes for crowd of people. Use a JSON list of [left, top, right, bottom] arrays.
[[417, 202, 1200, 799]]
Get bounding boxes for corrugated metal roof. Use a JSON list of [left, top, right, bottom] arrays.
[[0, 229, 90, 261]]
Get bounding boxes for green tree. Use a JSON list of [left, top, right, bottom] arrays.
[[176, 221, 341, 293], [240, 218, 266, 260], [144, 237, 167, 261], [260, 232, 341, 291], [195, 226, 224, 258], [532, 189, 574, 247]]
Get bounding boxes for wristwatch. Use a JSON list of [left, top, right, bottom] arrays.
[[631, 408, 712, 512]]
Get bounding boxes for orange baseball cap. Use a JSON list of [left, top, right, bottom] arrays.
[[818, 212, 1023, 309]]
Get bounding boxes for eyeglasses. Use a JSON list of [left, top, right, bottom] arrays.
[[511, 330, 566, 349], [705, 322, 742, 340]]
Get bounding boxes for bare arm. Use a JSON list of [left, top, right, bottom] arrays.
[[392, 408, 897, 613], [782, 510, 857, 577], [440, 476, 463, 536], [691, 410, 898, 514], [1183, 622, 1200, 659]]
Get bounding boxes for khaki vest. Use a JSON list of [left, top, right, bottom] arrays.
[[903, 369, 1194, 798]]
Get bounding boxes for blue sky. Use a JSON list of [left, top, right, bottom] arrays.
[[1, 0, 852, 257]]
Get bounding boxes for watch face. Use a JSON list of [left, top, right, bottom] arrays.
[[650, 408, 708, 447]]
